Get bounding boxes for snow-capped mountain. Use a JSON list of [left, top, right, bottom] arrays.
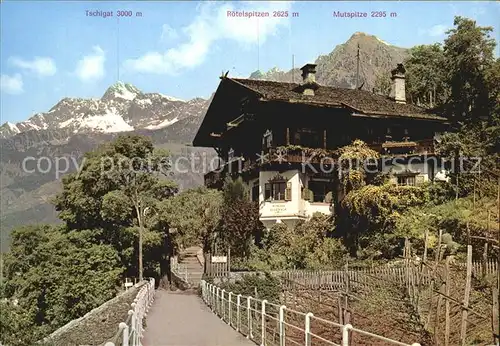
[[0, 81, 205, 139]]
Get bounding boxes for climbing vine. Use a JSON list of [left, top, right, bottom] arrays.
[[275, 145, 337, 158], [339, 183, 430, 258], [337, 140, 380, 195]]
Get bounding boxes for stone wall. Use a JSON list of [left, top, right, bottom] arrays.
[[39, 283, 143, 346], [170, 271, 191, 290]]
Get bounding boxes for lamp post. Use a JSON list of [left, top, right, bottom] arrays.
[[138, 206, 153, 282]]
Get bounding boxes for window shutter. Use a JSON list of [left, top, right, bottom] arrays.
[[415, 175, 425, 185], [285, 182, 292, 201], [264, 183, 271, 200]]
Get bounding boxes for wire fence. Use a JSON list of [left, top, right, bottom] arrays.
[[201, 280, 422, 346]]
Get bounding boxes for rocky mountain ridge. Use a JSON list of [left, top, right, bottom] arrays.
[[0, 81, 202, 140], [0, 83, 212, 251], [249, 32, 409, 91]]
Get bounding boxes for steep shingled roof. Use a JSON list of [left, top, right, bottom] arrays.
[[229, 78, 446, 121]]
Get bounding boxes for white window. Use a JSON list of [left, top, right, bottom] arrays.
[[264, 181, 291, 201]]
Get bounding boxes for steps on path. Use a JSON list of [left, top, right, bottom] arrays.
[[178, 246, 203, 287]]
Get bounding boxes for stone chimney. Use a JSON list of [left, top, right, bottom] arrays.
[[389, 63, 406, 104], [299, 63, 319, 96]]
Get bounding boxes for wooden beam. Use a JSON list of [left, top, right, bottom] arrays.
[[227, 114, 245, 128]]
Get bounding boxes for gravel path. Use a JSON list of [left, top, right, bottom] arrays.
[[142, 290, 255, 346]]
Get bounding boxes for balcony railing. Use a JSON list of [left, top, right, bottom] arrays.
[[368, 139, 435, 156], [204, 140, 436, 187]]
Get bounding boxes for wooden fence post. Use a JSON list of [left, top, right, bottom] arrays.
[[404, 238, 411, 301], [338, 296, 343, 324], [423, 229, 429, 263], [444, 256, 451, 346], [227, 247, 231, 277], [434, 281, 445, 344], [460, 245, 473, 346], [343, 263, 350, 313], [492, 286, 499, 345], [482, 242, 488, 278]]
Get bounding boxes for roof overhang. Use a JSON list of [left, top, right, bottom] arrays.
[[258, 97, 344, 109], [351, 112, 448, 122], [192, 77, 264, 148]]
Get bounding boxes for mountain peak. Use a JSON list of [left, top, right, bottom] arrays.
[[102, 81, 141, 101], [348, 32, 391, 46], [349, 32, 376, 41], [0, 121, 21, 138]]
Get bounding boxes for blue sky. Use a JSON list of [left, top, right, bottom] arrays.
[[1, 1, 499, 124]]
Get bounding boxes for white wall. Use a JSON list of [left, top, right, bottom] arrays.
[[259, 170, 301, 220], [258, 169, 332, 229]]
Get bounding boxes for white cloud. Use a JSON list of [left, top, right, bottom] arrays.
[[429, 24, 448, 37], [422, 24, 448, 37], [0, 74, 24, 94], [8, 56, 57, 77], [160, 24, 179, 42], [124, 1, 293, 75], [469, 6, 486, 19], [75, 46, 106, 82]]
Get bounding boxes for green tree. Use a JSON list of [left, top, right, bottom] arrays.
[[218, 177, 264, 260], [444, 16, 496, 124], [53, 134, 177, 279], [159, 187, 223, 255], [340, 184, 429, 258], [404, 44, 448, 107], [0, 299, 40, 346], [337, 139, 380, 195], [249, 214, 345, 270], [2, 225, 123, 344], [436, 17, 499, 198]]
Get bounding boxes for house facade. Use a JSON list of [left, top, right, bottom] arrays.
[[193, 63, 449, 229]]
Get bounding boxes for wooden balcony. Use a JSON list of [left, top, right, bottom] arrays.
[[368, 139, 435, 156], [266, 147, 331, 164], [203, 149, 328, 187], [204, 140, 436, 187]]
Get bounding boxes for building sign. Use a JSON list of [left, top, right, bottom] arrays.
[[211, 256, 227, 263], [269, 204, 286, 214]]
